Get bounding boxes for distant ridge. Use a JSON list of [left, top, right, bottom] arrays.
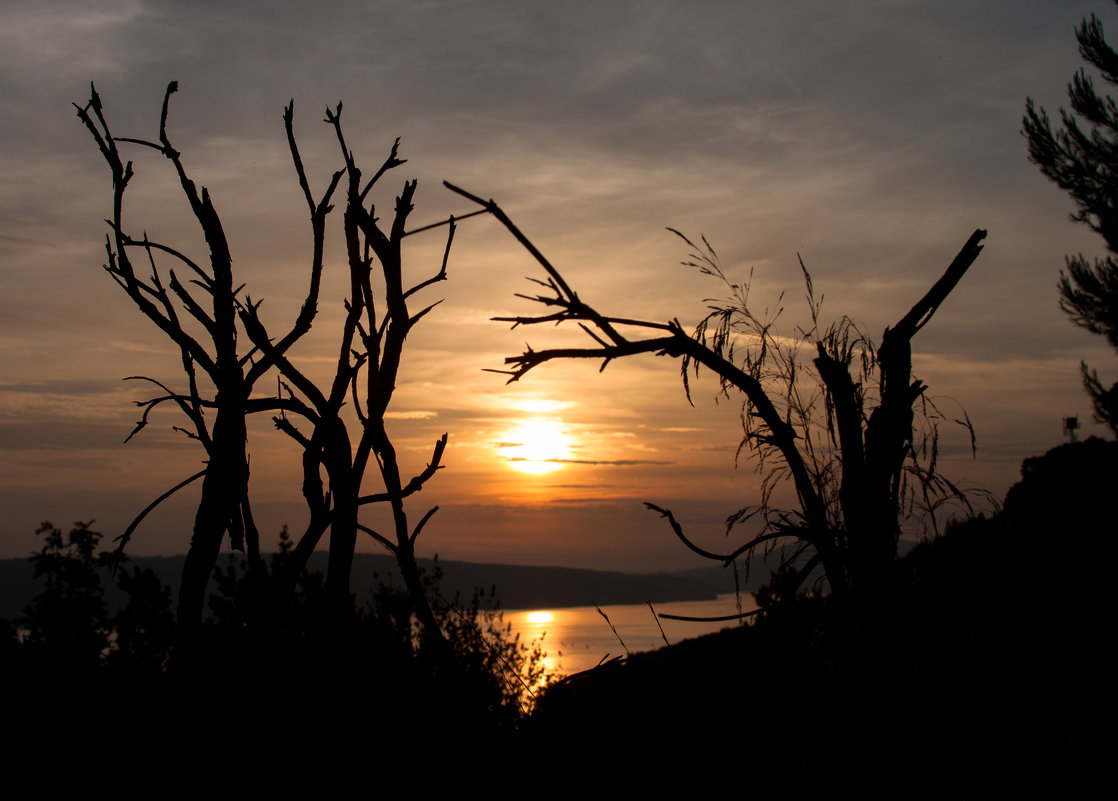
[[0, 554, 766, 620]]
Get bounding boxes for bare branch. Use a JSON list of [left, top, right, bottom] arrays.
[[244, 395, 319, 423], [410, 505, 439, 545], [168, 270, 217, 334], [238, 303, 328, 411], [888, 229, 987, 341], [444, 181, 578, 302], [409, 299, 444, 327], [658, 609, 762, 622], [114, 469, 206, 554], [122, 376, 210, 446], [644, 503, 797, 566], [274, 415, 312, 450], [403, 217, 455, 300], [499, 336, 685, 383], [243, 102, 345, 388], [357, 434, 448, 506], [284, 99, 319, 215], [360, 136, 407, 201], [403, 208, 485, 238], [120, 231, 213, 288], [358, 522, 396, 552]]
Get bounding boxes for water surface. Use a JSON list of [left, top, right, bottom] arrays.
[[505, 592, 756, 677]]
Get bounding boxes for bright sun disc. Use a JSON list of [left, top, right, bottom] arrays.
[[526, 611, 553, 624], [500, 419, 572, 474]]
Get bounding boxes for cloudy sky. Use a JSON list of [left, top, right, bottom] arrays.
[[0, 0, 1111, 571]]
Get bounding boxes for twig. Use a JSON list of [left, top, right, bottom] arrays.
[[647, 600, 670, 647], [658, 609, 763, 622], [595, 604, 632, 657], [114, 469, 206, 554]]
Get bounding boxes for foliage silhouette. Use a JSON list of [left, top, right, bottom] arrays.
[[14, 521, 175, 678], [107, 557, 175, 675], [1024, 3, 1118, 434], [447, 181, 987, 609], [203, 536, 550, 722], [3, 519, 552, 775], [19, 521, 112, 672]]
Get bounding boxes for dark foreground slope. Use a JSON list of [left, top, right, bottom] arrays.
[[1, 440, 1111, 787], [519, 438, 1117, 785]]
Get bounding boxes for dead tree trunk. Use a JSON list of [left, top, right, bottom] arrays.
[[77, 83, 339, 638], [446, 180, 985, 608], [239, 105, 458, 644], [816, 229, 986, 601]]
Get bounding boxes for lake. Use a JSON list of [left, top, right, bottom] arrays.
[[504, 592, 757, 677]]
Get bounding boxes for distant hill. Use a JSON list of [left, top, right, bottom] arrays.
[[0, 553, 767, 620]]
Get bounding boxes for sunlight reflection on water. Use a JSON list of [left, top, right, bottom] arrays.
[[505, 592, 756, 677]]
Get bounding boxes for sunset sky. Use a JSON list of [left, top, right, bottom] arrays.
[[0, 0, 1112, 572]]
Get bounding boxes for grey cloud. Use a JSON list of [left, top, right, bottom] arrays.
[[0, 235, 55, 250], [0, 0, 1110, 567], [0, 379, 124, 396], [0, 420, 192, 451]]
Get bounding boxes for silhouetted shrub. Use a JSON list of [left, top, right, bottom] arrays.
[[3, 519, 552, 774], [19, 521, 113, 674], [1025, 7, 1118, 434]]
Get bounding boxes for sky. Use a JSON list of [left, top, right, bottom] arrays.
[[0, 0, 1112, 572]]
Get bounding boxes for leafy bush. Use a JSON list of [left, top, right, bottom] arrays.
[[15, 521, 174, 676], [205, 537, 553, 725]]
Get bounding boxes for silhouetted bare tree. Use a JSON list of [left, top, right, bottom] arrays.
[[77, 83, 460, 644], [239, 104, 465, 642], [1024, 4, 1118, 435], [76, 82, 326, 637], [447, 181, 985, 608]]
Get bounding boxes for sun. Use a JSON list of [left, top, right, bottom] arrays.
[[499, 419, 573, 475]]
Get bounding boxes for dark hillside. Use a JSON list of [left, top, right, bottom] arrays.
[[521, 438, 1117, 782], [0, 554, 746, 620], [3, 440, 1110, 784]]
